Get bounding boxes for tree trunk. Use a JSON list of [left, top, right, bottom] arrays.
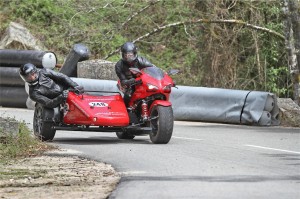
[[283, 0, 300, 105], [289, 0, 300, 70]]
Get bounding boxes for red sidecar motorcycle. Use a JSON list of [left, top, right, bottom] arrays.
[[33, 67, 178, 144]]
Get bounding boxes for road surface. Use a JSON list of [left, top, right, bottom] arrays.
[[1, 107, 299, 199]]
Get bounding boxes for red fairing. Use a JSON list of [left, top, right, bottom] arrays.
[[150, 100, 172, 111], [128, 69, 175, 107], [63, 92, 129, 126]]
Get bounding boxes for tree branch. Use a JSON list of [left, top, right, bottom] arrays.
[[103, 19, 285, 59], [120, 0, 161, 29]]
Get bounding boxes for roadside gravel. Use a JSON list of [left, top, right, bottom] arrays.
[[0, 149, 120, 199]]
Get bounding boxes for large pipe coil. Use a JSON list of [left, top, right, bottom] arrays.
[[0, 67, 24, 86], [0, 49, 57, 69], [0, 86, 27, 108]]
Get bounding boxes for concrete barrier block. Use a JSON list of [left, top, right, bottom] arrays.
[[77, 59, 118, 80], [0, 117, 20, 139]]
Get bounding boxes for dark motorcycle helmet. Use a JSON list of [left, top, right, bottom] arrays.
[[121, 42, 137, 64], [19, 63, 39, 85]]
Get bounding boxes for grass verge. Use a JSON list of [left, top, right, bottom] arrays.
[[0, 119, 55, 164]]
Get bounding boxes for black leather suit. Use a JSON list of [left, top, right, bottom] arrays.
[[29, 68, 78, 108], [115, 56, 155, 85], [115, 56, 156, 106]]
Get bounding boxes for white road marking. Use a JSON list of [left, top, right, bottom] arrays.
[[120, 171, 148, 175], [173, 136, 203, 141], [246, 144, 300, 154], [174, 121, 228, 126]]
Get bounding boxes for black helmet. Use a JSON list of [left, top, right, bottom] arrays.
[[19, 63, 39, 85], [121, 42, 137, 64]]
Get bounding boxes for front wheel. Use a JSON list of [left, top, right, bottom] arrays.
[[33, 104, 56, 141], [149, 106, 174, 144]]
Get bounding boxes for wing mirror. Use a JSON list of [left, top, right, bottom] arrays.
[[167, 69, 180, 76]]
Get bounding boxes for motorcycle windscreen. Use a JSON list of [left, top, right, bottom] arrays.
[[63, 92, 129, 126]]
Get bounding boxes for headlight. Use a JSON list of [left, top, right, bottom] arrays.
[[147, 83, 158, 92]]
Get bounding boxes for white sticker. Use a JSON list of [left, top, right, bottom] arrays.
[[89, 102, 108, 107]]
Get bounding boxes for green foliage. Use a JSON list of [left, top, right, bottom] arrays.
[[0, 121, 52, 161], [0, 0, 293, 98], [8, 0, 74, 24], [266, 66, 291, 97]]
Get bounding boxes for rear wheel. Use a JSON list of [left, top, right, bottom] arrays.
[[33, 104, 56, 141], [149, 106, 173, 144], [116, 130, 135, 139]]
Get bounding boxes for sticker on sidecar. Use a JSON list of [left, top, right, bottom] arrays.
[[89, 102, 108, 107]]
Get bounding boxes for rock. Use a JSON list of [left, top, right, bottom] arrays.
[[0, 117, 20, 140], [77, 59, 118, 80], [277, 98, 300, 127], [0, 22, 46, 50]]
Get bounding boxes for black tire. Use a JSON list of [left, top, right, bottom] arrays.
[[116, 130, 135, 139], [33, 104, 56, 141], [149, 106, 174, 144]]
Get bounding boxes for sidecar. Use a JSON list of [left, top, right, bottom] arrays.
[[63, 91, 129, 126], [33, 91, 150, 141]]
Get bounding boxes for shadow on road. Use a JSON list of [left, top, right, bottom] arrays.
[[121, 175, 300, 183], [53, 136, 151, 145]]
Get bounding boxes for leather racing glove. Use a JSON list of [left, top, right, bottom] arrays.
[[74, 85, 84, 94], [123, 78, 136, 86]]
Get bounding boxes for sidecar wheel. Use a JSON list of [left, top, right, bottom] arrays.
[[150, 106, 173, 144], [116, 131, 135, 139], [33, 104, 56, 141]]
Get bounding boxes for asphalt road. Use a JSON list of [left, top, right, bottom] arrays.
[[1, 107, 300, 199]]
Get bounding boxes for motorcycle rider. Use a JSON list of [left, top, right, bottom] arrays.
[[115, 42, 156, 107], [19, 63, 84, 108]]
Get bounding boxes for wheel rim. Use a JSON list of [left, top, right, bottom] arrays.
[[34, 107, 43, 137], [150, 108, 159, 136]]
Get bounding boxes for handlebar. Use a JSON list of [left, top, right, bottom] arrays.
[[132, 79, 143, 86], [125, 79, 143, 88]]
